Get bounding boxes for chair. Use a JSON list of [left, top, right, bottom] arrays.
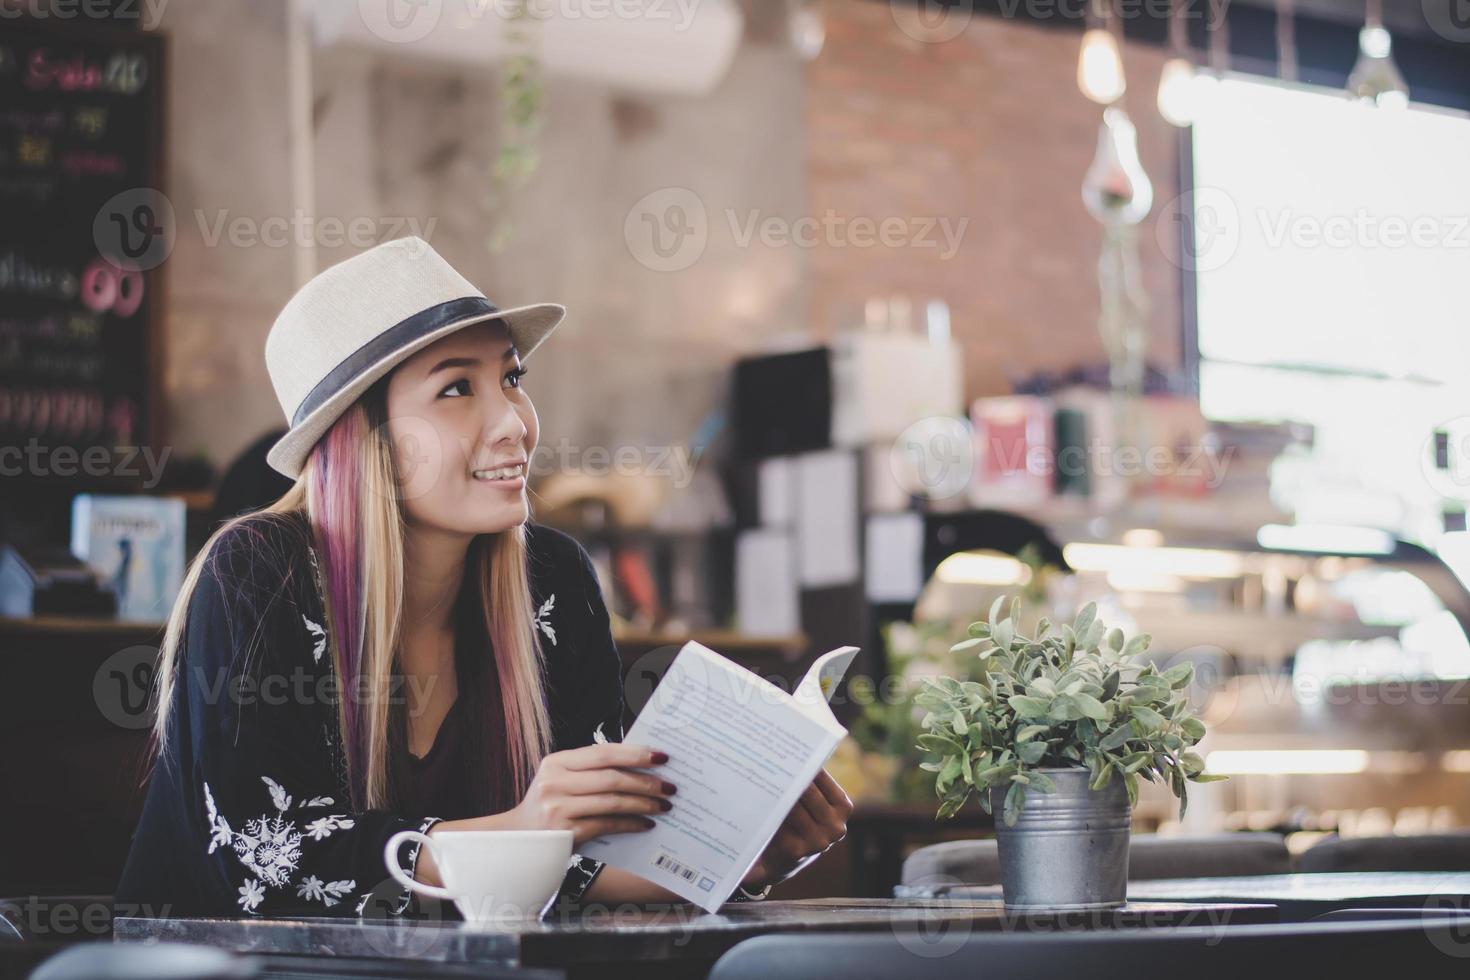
[[1298, 833, 1470, 873], [27, 943, 257, 980], [900, 832, 1290, 892], [1314, 908, 1470, 922], [708, 919, 1470, 980]]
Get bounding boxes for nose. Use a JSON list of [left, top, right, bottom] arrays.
[[478, 385, 528, 459]]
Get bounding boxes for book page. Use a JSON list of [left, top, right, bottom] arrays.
[[791, 645, 860, 715], [578, 641, 848, 911]]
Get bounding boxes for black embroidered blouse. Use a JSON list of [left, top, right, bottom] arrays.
[[115, 511, 625, 918]]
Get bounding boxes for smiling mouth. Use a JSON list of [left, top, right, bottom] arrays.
[[471, 463, 526, 482]]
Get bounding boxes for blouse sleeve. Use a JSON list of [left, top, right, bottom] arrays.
[[547, 534, 627, 906], [180, 531, 438, 918]]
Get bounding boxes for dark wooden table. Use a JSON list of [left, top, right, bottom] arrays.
[[115, 897, 1275, 979], [906, 872, 1470, 922]]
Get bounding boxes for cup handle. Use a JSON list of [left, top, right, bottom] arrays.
[[384, 830, 455, 902]]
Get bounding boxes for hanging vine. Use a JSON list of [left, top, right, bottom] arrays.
[[484, 0, 545, 253]]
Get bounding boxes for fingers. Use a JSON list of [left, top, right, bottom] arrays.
[[813, 768, 854, 815], [781, 801, 824, 846], [554, 792, 671, 821], [554, 742, 669, 771], [573, 816, 657, 845], [558, 767, 674, 799]]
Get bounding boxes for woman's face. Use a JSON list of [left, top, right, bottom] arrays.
[[384, 319, 538, 535]]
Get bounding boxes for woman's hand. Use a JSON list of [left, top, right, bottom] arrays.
[[740, 768, 853, 892], [417, 743, 672, 888], [500, 742, 675, 846]]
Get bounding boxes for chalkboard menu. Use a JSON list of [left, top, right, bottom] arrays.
[[0, 23, 165, 485]]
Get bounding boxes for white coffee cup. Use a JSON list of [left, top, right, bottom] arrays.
[[384, 829, 574, 924]]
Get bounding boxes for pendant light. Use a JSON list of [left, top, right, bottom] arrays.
[[1157, 0, 1196, 126], [1347, 0, 1409, 108], [1276, 0, 1298, 83], [1187, 0, 1229, 118], [1078, 0, 1126, 104], [1082, 107, 1154, 226]]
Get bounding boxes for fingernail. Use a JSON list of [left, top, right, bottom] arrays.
[[642, 817, 657, 828], [658, 798, 673, 811], [651, 751, 670, 764], [661, 781, 677, 795]]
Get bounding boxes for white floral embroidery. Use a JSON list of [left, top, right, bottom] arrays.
[[302, 614, 327, 663], [263, 775, 292, 812], [296, 875, 356, 907], [592, 722, 609, 745], [203, 784, 233, 851], [304, 815, 355, 841], [533, 594, 557, 646], [238, 878, 265, 913], [203, 775, 355, 915]]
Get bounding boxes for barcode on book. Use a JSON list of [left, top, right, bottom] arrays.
[[653, 851, 699, 883]]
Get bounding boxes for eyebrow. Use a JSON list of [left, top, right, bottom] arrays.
[[424, 345, 520, 379]]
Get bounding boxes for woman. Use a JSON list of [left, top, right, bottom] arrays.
[[116, 237, 852, 918]]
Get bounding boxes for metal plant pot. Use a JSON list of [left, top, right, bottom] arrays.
[[988, 766, 1131, 910]]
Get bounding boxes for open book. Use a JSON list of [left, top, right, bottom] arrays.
[[579, 641, 860, 911]]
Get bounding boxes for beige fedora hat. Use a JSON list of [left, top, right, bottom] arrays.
[[263, 236, 565, 479]]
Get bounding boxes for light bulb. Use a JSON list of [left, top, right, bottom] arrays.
[[790, 1, 825, 62], [1082, 107, 1153, 225], [1078, 28, 1126, 104], [1347, 25, 1409, 108], [1157, 57, 1197, 126]]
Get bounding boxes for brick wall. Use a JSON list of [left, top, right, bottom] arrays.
[[806, 0, 1185, 400]]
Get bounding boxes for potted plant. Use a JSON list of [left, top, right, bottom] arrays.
[[916, 596, 1225, 909]]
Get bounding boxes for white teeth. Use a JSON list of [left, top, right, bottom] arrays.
[[472, 463, 524, 480]]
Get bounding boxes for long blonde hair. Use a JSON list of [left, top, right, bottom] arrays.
[[151, 379, 552, 810]]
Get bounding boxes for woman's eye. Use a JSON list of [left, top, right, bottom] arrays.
[[505, 367, 528, 389], [439, 378, 472, 398]]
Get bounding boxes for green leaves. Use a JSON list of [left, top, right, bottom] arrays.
[[1017, 740, 1048, 764], [1003, 780, 1026, 826], [1070, 692, 1111, 721], [919, 593, 1225, 825], [1162, 662, 1196, 689], [1130, 706, 1167, 732], [1098, 724, 1134, 752], [1008, 695, 1051, 718]]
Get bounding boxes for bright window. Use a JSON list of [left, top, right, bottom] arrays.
[[1189, 75, 1470, 546]]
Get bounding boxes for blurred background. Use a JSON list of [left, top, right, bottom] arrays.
[[4, 0, 1470, 900]]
